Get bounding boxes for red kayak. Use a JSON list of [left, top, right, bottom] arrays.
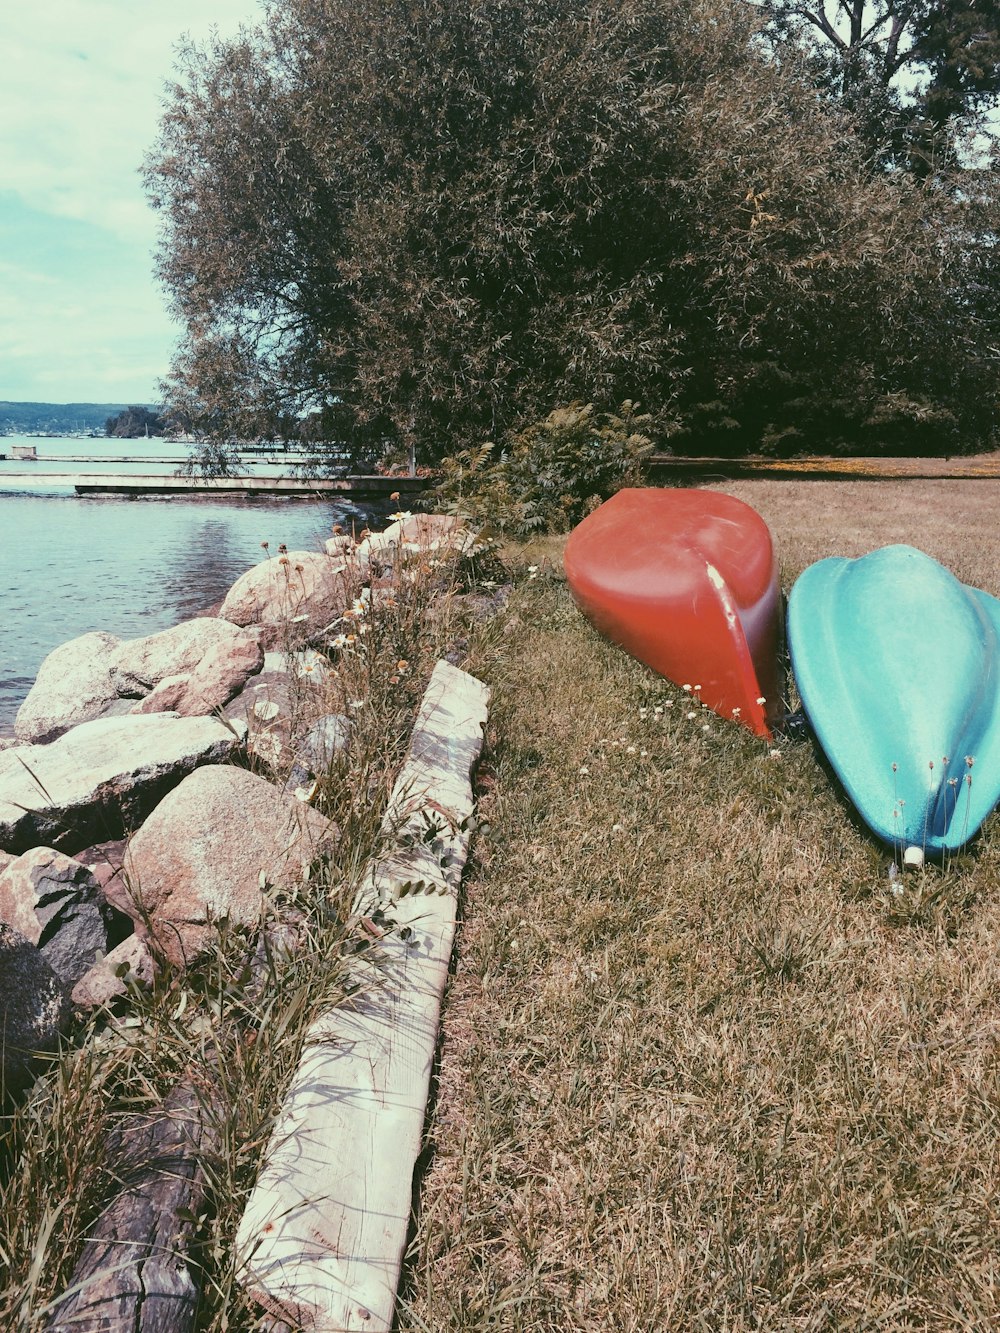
[[564, 489, 782, 738]]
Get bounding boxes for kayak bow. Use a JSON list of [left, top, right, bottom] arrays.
[[564, 488, 782, 738], [788, 544, 1000, 853]]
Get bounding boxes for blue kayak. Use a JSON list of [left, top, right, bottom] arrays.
[[788, 545, 1000, 853]]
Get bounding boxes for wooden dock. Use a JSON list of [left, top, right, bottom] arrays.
[[1, 472, 433, 498], [647, 452, 1000, 481]]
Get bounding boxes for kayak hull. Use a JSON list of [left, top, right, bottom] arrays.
[[564, 489, 781, 738], [788, 544, 1000, 853]]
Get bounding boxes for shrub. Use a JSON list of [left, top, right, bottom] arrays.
[[435, 402, 652, 535]]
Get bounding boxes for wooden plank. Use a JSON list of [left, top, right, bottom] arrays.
[[0, 472, 431, 497], [236, 660, 489, 1331], [73, 475, 353, 496], [44, 1084, 215, 1332], [645, 453, 1000, 481]]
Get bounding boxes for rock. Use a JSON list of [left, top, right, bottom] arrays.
[[324, 534, 356, 559], [72, 935, 156, 1009], [0, 847, 129, 988], [261, 649, 331, 682], [14, 631, 123, 744], [399, 512, 475, 553], [224, 662, 329, 773], [110, 618, 260, 697], [219, 553, 354, 638], [0, 712, 246, 856], [0, 922, 71, 1102], [284, 714, 352, 795], [355, 513, 475, 576], [124, 766, 338, 966], [224, 670, 296, 771], [252, 699, 282, 723], [299, 713, 353, 768], [289, 649, 331, 685], [129, 673, 189, 715], [75, 839, 132, 920], [185, 633, 265, 709], [355, 527, 396, 572], [238, 621, 293, 652], [131, 633, 264, 718]]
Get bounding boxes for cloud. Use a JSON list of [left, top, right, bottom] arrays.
[[0, 1, 262, 401], [1, 2, 260, 240], [0, 196, 176, 401]]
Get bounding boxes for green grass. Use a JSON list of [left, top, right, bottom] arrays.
[[399, 487, 1000, 1331]]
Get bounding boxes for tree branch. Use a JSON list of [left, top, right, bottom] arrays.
[[799, 3, 848, 51]]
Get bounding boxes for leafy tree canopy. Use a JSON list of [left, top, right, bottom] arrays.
[[757, 0, 1000, 172], [104, 405, 165, 438], [146, 0, 999, 462]]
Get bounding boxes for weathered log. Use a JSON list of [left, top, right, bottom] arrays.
[[236, 659, 490, 1332], [45, 1083, 215, 1332]]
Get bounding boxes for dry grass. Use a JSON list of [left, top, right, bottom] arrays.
[[5, 483, 1000, 1329], [708, 479, 1000, 592], [399, 480, 1000, 1331]]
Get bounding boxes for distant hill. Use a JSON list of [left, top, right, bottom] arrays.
[[0, 402, 161, 435]]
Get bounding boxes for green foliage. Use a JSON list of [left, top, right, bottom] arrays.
[[104, 405, 164, 439], [435, 402, 652, 534], [759, 0, 1000, 174], [0, 403, 134, 436], [145, 0, 999, 463]]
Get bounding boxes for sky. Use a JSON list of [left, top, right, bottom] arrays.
[[0, 1, 263, 406]]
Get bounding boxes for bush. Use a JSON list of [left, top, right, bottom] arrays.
[[435, 402, 652, 534]]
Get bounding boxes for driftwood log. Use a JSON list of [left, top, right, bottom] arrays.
[[236, 660, 490, 1332], [45, 1083, 215, 1332]]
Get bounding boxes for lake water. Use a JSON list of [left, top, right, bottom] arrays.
[[0, 435, 380, 734]]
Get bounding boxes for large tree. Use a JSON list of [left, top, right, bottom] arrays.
[[757, 0, 1000, 172], [146, 0, 999, 462]]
